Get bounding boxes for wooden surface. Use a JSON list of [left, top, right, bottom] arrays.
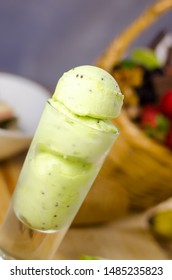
[[56, 214, 170, 260], [0, 152, 171, 260]]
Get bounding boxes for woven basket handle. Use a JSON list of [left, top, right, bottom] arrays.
[[96, 0, 172, 72]]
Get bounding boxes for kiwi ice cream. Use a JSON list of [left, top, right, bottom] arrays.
[[13, 65, 124, 232], [53, 65, 123, 119]]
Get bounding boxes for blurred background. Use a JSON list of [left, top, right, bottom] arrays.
[[0, 0, 172, 260], [0, 0, 172, 91]]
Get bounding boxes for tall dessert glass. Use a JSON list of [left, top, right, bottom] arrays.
[[0, 65, 123, 259]]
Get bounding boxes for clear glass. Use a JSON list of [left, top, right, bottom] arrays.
[[0, 100, 118, 259]]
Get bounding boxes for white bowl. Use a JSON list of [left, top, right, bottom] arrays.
[[0, 72, 50, 160]]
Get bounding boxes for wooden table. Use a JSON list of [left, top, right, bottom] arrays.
[[0, 152, 171, 260]]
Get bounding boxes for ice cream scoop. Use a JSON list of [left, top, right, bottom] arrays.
[[53, 65, 124, 119], [14, 151, 98, 231]]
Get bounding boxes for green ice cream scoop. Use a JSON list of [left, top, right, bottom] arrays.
[[14, 151, 98, 231], [53, 65, 124, 119]]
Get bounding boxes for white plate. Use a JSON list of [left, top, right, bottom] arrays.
[[0, 72, 50, 160]]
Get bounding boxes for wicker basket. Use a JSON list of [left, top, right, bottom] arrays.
[[73, 0, 172, 226]]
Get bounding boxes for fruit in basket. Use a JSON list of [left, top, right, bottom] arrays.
[[140, 105, 170, 142], [159, 89, 172, 119], [112, 59, 160, 114], [111, 30, 172, 151], [131, 48, 162, 70]]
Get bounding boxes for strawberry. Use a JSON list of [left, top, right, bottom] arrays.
[[140, 105, 170, 141], [159, 89, 172, 119], [140, 105, 158, 127]]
